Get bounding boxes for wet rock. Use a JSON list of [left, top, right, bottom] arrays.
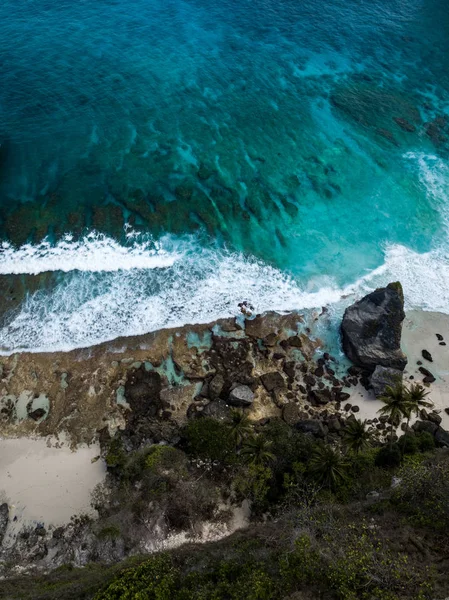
[[282, 403, 301, 426], [201, 400, 231, 422], [341, 282, 407, 371], [228, 385, 254, 407], [336, 391, 351, 402], [260, 371, 285, 392], [370, 365, 403, 397], [436, 333, 444, 341], [439, 342, 446, 346], [351, 405, 360, 413], [421, 349, 433, 362], [344, 403, 352, 412], [0, 503, 8, 545], [296, 420, 326, 438], [445, 408, 449, 416], [29, 408, 46, 421]]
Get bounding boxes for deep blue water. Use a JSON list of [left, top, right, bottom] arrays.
[[0, 0, 448, 351]]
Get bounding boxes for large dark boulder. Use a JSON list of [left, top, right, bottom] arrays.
[[341, 282, 407, 372], [370, 365, 403, 397]]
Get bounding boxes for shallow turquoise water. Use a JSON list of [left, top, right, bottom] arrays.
[[0, 0, 448, 351]]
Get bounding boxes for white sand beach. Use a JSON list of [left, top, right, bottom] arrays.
[[0, 437, 106, 544]]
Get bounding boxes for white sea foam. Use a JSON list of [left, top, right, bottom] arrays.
[[0, 152, 448, 353], [0, 232, 179, 274]]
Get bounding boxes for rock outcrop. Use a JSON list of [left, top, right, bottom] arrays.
[[370, 365, 403, 397], [341, 282, 407, 372]]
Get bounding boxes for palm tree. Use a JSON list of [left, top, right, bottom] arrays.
[[308, 445, 349, 490], [342, 418, 371, 454], [241, 434, 275, 467], [229, 409, 252, 447], [405, 382, 432, 425], [378, 380, 412, 447]]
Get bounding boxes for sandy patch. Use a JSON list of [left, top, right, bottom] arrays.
[[348, 310, 449, 429], [0, 437, 106, 544]]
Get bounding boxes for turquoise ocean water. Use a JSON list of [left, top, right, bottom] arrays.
[[0, 0, 448, 351]]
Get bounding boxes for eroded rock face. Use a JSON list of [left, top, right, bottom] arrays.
[[341, 282, 407, 372], [0, 503, 8, 545]]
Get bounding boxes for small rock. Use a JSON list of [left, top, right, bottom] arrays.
[[344, 403, 352, 412], [422, 349, 433, 362], [282, 403, 301, 426], [420, 408, 429, 420], [436, 333, 444, 341], [0, 503, 8, 544], [29, 408, 46, 421], [228, 385, 254, 407], [201, 400, 232, 421], [260, 371, 285, 392], [440, 342, 447, 346], [444, 408, 449, 416], [351, 405, 360, 413], [418, 366, 436, 383], [209, 374, 224, 399]]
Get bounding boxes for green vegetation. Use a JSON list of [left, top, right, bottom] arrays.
[[3, 382, 449, 600]]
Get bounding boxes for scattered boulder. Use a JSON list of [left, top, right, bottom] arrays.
[[351, 405, 360, 413], [418, 366, 436, 383], [436, 333, 444, 341], [421, 349, 433, 362], [341, 282, 407, 371], [370, 365, 402, 397], [260, 371, 285, 392], [228, 385, 254, 407]]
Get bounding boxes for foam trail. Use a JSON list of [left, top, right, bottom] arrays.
[[0, 233, 180, 275]]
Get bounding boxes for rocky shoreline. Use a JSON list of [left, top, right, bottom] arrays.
[[0, 283, 449, 574]]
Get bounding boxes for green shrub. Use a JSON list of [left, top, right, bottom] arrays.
[[391, 459, 449, 530], [183, 418, 235, 464], [399, 433, 419, 455], [417, 431, 435, 452], [375, 444, 401, 468]]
